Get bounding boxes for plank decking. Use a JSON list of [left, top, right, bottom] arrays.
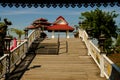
[[21, 38, 106, 80]]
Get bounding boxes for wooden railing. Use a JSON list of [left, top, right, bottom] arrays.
[[28, 29, 40, 48], [0, 54, 8, 78], [0, 29, 40, 79], [79, 29, 120, 80]]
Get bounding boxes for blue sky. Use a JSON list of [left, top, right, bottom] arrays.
[[0, 5, 120, 30]]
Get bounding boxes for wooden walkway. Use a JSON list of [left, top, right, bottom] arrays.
[[21, 38, 106, 80]]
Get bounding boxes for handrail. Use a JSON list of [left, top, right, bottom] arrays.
[[10, 40, 27, 70], [28, 29, 40, 48], [0, 29, 40, 79], [0, 54, 8, 78], [79, 28, 120, 79]]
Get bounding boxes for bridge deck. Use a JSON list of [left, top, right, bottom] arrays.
[[21, 38, 106, 80]]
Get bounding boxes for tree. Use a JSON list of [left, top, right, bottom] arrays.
[[79, 8, 119, 54], [114, 27, 120, 53], [10, 28, 25, 44]]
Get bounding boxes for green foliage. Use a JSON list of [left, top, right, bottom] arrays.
[[115, 35, 120, 53], [0, 19, 12, 56], [10, 28, 25, 44], [104, 38, 113, 54], [79, 8, 119, 54], [116, 35, 120, 46], [10, 28, 25, 40], [0, 22, 5, 27], [0, 22, 7, 38]]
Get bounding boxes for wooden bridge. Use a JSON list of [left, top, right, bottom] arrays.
[[8, 38, 106, 80], [0, 29, 120, 80], [22, 38, 107, 80]]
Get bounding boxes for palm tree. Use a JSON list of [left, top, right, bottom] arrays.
[[10, 28, 25, 44]]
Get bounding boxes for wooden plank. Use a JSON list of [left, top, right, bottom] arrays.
[[21, 38, 106, 80]]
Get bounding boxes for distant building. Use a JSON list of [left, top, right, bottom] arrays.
[[47, 16, 74, 38]]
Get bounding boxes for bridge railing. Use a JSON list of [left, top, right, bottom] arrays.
[[0, 54, 8, 78], [10, 40, 27, 71], [79, 29, 120, 80], [28, 29, 40, 48], [0, 29, 40, 79]]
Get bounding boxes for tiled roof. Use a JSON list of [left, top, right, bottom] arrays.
[[53, 16, 68, 25], [47, 24, 74, 31], [27, 25, 38, 29]]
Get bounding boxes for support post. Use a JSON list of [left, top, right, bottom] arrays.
[[66, 41, 68, 53], [52, 30, 55, 38], [66, 30, 69, 38], [57, 34, 60, 54]]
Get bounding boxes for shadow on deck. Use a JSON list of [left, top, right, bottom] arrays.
[[6, 38, 106, 80], [6, 38, 45, 80], [36, 43, 59, 55], [6, 53, 36, 80]]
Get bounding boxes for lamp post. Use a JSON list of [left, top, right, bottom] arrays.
[[98, 32, 106, 77], [4, 35, 12, 79], [86, 27, 93, 39], [24, 28, 29, 54], [78, 21, 82, 29], [86, 27, 93, 55], [73, 25, 79, 38], [74, 25, 79, 31], [99, 33, 106, 53]]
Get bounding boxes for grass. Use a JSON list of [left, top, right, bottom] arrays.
[[107, 53, 120, 68]]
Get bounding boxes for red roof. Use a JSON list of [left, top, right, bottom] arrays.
[[27, 25, 38, 29], [53, 16, 68, 25], [47, 16, 74, 32], [47, 24, 74, 32], [56, 16, 65, 20], [36, 18, 48, 21], [33, 21, 51, 25], [32, 18, 51, 27]]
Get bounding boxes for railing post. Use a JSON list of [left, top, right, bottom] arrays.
[[100, 54, 106, 77], [87, 39, 91, 56], [24, 28, 29, 53], [5, 55, 9, 80], [86, 28, 93, 56], [24, 28, 28, 39], [4, 36, 12, 80]]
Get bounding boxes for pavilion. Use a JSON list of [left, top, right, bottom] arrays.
[[32, 18, 51, 31], [27, 18, 51, 30], [47, 16, 74, 38]]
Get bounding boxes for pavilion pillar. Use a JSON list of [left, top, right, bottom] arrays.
[[66, 30, 69, 38], [52, 30, 55, 38]]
